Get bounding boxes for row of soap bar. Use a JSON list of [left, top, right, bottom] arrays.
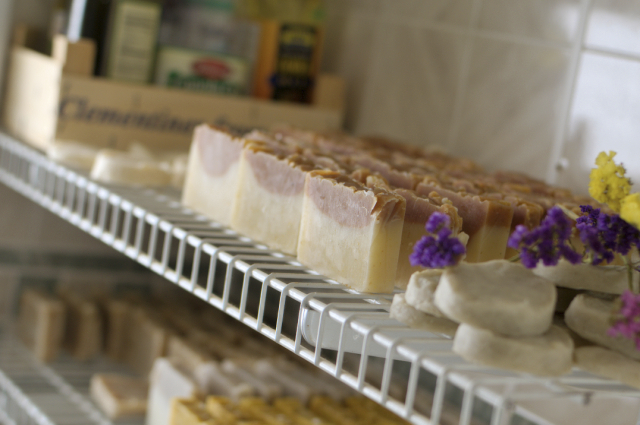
[[182, 125, 596, 292], [169, 395, 410, 425]]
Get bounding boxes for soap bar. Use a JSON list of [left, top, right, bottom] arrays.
[[404, 270, 444, 317], [182, 125, 246, 225], [533, 261, 634, 294], [60, 292, 102, 361], [574, 346, 640, 389], [90, 149, 173, 186], [90, 373, 148, 419], [146, 358, 199, 425], [221, 359, 282, 401], [393, 189, 462, 289], [231, 142, 317, 255], [565, 294, 640, 360], [125, 308, 171, 376], [416, 179, 513, 262], [18, 289, 66, 362], [104, 299, 134, 361], [169, 398, 217, 425], [273, 398, 330, 425], [453, 324, 573, 376], [390, 294, 458, 337], [297, 170, 406, 293], [252, 359, 316, 404], [434, 260, 556, 337], [167, 334, 213, 378]]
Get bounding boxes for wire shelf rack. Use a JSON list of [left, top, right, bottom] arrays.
[[1, 131, 640, 425]]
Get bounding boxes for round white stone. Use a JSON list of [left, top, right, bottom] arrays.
[[453, 323, 574, 376], [390, 294, 458, 337], [434, 260, 556, 336]]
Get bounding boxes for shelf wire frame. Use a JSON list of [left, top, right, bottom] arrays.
[[1, 132, 640, 425]]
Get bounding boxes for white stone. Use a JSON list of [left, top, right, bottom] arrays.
[[434, 260, 556, 336], [453, 323, 574, 376], [565, 294, 640, 361], [390, 294, 458, 337], [404, 269, 445, 317]]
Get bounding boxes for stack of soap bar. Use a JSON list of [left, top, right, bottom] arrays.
[[182, 125, 247, 225], [297, 170, 406, 293], [17, 289, 66, 362]]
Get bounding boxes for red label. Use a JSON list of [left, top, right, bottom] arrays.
[[192, 59, 231, 80]]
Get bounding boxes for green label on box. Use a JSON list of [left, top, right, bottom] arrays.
[[155, 46, 250, 95]]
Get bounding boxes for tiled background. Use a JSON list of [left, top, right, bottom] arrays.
[[320, 0, 640, 195], [2, 0, 640, 197]]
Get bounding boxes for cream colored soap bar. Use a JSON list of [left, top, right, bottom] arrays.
[[182, 125, 246, 226], [297, 170, 406, 293], [231, 142, 317, 255], [60, 292, 102, 361], [393, 189, 462, 289], [147, 358, 199, 425], [18, 289, 66, 362], [90, 373, 148, 419]]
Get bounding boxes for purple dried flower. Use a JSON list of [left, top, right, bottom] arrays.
[[576, 205, 640, 265], [608, 291, 640, 350], [507, 206, 581, 268], [410, 212, 466, 268]]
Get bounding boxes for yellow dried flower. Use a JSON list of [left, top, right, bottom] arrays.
[[589, 151, 631, 213], [621, 193, 640, 229]]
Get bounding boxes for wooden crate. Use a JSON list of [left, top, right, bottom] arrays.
[[2, 35, 344, 152]]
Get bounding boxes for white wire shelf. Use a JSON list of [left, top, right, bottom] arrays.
[[1, 131, 640, 425]]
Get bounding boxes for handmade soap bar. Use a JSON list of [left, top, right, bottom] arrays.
[[90, 373, 148, 419], [169, 398, 217, 425], [147, 358, 199, 425], [297, 170, 406, 293], [565, 294, 640, 360], [231, 142, 317, 255], [60, 292, 102, 361], [390, 294, 458, 337], [574, 346, 640, 389], [18, 289, 66, 362], [434, 260, 556, 337], [416, 179, 514, 262], [182, 125, 246, 225], [393, 189, 462, 289], [534, 261, 635, 294], [453, 324, 573, 376]]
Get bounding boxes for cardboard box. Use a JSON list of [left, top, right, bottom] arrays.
[[2, 35, 344, 152]]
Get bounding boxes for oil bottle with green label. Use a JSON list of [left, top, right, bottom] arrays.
[[237, 0, 325, 103]]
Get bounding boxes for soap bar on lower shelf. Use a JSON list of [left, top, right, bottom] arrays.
[[90, 373, 148, 419], [17, 289, 66, 362]]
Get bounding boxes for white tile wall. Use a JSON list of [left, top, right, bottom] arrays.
[[323, 0, 640, 194]]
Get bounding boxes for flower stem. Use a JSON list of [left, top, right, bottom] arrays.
[[507, 254, 521, 263], [623, 255, 635, 292], [557, 204, 579, 221]]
